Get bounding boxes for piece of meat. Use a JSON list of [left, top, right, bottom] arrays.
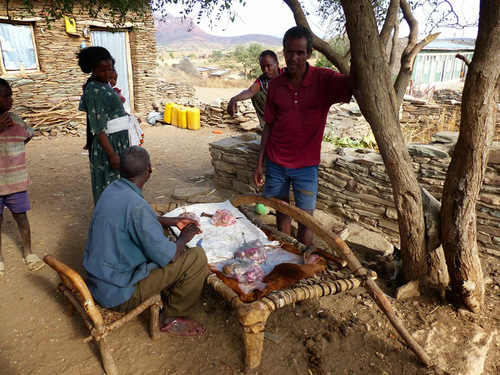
[[179, 210, 200, 225], [210, 209, 236, 226], [221, 260, 264, 284], [233, 240, 267, 263]]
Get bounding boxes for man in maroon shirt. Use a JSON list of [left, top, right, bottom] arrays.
[[253, 26, 353, 245]]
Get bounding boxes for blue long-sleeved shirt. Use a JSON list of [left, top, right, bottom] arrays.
[[83, 179, 176, 308]]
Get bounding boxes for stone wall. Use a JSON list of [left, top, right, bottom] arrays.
[[0, 2, 157, 136], [209, 132, 500, 257]]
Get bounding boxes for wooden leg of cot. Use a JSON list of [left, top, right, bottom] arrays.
[[98, 336, 118, 375], [150, 301, 162, 341], [237, 302, 271, 369]]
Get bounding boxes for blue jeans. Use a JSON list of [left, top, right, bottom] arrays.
[[263, 161, 318, 210]]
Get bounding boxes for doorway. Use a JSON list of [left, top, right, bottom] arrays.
[[91, 30, 133, 113]]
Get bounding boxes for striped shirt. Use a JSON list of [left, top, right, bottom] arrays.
[[0, 113, 33, 195]]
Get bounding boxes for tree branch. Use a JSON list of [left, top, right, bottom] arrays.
[[456, 53, 471, 67], [380, 0, 400, 50]]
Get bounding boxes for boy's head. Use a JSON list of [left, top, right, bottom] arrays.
[[0, 79, 13, 114], [109, 69, 118, 87]]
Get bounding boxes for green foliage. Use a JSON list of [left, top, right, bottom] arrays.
[[232, 43, 265, 78], [323, 132, 378, 150], [315, 54, 333, 68], [212, 50, 223, 59], [169, 52, 174, 59]]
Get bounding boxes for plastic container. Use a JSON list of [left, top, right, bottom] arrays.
[[171, 104, 179, 127], [178, 107, 188, 129], [163, 102, 173, 124], [187, 107, 201, 130]]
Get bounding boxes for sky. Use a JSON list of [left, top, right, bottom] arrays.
[[161, 0, 480, 40]]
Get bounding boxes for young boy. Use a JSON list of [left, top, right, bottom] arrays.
[[0, 78, 43, 279]]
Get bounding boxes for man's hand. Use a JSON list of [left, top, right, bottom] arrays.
[[253, 164, 265, 187], [176, 217, 202, 234], [178, 222, 200, 243], [0, 113, 14, 132], [227, 97, 237, 117]]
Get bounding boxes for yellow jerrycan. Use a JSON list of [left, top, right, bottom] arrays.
[[178, 107, 188, 129], [163, 102, 173, 124], [187, 107, 201, 130], [171, 104, 179, 127]]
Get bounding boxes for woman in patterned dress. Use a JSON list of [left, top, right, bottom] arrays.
[[77, 47, 129, 204]]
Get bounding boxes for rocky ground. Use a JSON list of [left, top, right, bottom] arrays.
[[0, 87, 499, 375]]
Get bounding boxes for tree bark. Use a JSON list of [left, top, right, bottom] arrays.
[[441, 0, 500, 313], [339, 0, 428, 281]]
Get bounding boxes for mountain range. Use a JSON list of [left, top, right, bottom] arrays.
[[155, 14, 282, 51]]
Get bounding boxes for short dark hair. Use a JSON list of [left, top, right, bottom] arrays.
[[120, 146, 150, 179], [77, 46, 114, 74], [0, 78, 10, 90], [283, 26, 313, 51], [259, 50, 278, 62]]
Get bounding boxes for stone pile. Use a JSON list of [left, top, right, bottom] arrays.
[[157, 81, 196, 101], [209, 131, 500, 257]]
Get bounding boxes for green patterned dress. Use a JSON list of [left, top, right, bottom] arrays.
[[79, 80, 129, 204]]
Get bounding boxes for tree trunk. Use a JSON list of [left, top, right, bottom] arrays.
[[440, 0, 500, 313], [339, 0, 428, 281]]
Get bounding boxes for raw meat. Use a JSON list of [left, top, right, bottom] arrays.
[[233, 240, 267, 263], [179, 210, 200, 225], [221, 260, 264, 284], [210, 209, 236, 226]]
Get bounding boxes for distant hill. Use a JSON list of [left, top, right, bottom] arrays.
[[155, 14, 282, 51]]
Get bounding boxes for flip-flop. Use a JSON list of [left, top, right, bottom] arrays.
[[23, 254, 45, 271], [0, 261, 4, 279], [160, 317, 206, 338]]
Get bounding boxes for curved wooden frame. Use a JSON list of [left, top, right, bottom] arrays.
[[44, 254, 164, 375], [225, 194, 433, 368]]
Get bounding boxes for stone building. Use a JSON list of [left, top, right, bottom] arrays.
[[0, 2, 157, 134]]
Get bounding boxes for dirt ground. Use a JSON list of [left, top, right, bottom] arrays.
[[0, 87, 499, 375]]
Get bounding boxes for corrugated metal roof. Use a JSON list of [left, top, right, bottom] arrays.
[[423, 41, 475, 51]]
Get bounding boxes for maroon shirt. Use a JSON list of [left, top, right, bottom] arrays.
[[263, 64, 351, 168]]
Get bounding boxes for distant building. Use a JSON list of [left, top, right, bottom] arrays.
[[411, 40, 474, 86]]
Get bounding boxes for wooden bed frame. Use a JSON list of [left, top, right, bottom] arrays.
[[212, 194, 435, 369]]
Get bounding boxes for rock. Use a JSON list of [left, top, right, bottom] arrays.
[[432, 131, 459, 144], [239, 121, 259, 131], [407, 144, 449, 158], [345, 224, 393, 256], [395, 280, 420, 300], [414, 322, 498, 375], [314, 210, 349, 240]]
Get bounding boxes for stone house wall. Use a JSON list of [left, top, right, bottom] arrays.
[[0, 2, 157, 136], [209, 132, 500, 257]]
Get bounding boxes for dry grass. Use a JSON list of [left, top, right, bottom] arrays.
[[402, 106, 460, 144]]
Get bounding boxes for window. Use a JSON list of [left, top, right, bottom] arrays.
[[0, 22, 38, 73]]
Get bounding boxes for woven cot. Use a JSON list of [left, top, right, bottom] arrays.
[[43, 254, 164, 375], [159, 194, 433, 369]]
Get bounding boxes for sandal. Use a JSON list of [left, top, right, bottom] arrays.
[[23, 254, 45, 271], [160, 317, 206, 338]]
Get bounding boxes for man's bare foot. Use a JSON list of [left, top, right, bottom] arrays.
[[160, 317, 206, 338]]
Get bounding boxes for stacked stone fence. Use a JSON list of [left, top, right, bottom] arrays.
[[209, 132, 500, 257]]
